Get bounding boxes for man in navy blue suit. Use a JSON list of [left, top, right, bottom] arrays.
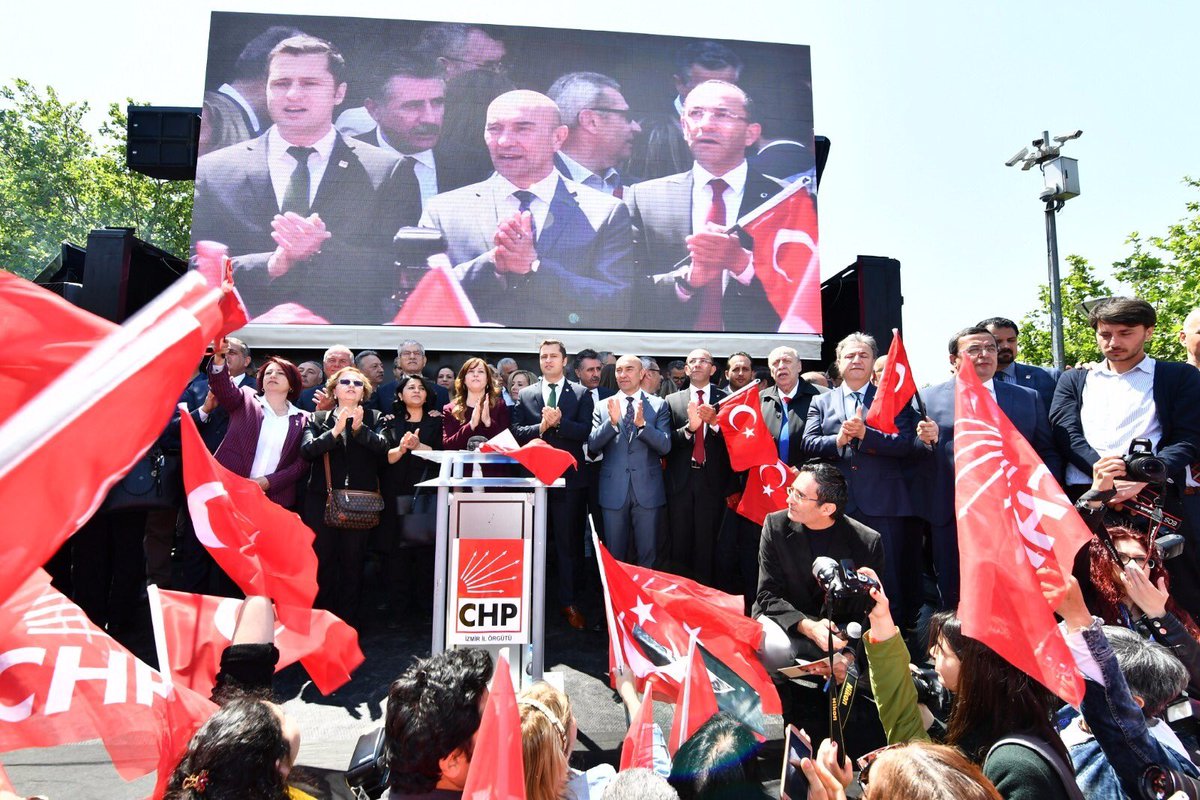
[[511, 339, 594, 630], [588, 355, 672, 567], [802, 332, 920, 623], [979, 316, 1061, 413], [911, 325, 1061, 609]]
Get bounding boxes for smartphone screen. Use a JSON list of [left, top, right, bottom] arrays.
[[781, 723, 812, 799]]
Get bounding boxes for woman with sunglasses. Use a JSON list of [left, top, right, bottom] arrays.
[[300, 366, 388, 626]]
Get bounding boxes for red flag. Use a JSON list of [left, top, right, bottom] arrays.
[[0, 570, 216, 794], [461, 655, 525, 800], [954, 365, 1090, 705], [595, 536, 780, 730], [619, 683, 657, 771], [738, 183, 822, 334], [716, 383, 777, 471], [392, 265, 481, 327], [479, 429, 577, 485], [668, 636, 720, 754], [737, 460, 799, 526], [865, 330, 919, 435], [179, 411, 319, 631], [0, 271, 246, 607], [0, 763, 14, 793], [149, 588, 363, 696]]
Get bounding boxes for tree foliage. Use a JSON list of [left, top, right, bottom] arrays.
[[0, 79, 194, 280], [1020, 179, 1200, 365]]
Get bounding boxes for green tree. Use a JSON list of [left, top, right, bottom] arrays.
[[0, 79, 194, 280], [1019, 254, 1112, 366]]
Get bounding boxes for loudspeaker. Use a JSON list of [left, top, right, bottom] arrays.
[[126, 106, 201, 181], [75, 228, 186, 323], [819, 256, 903, 368]]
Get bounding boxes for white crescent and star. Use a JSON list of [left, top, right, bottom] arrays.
[[727, 404, 759, 438], [188, 481, 231, 549], [632, 597, 655, 627], [759, 462, 788, 495]]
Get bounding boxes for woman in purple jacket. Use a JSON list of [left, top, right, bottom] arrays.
[[208, 338, 309, 509]]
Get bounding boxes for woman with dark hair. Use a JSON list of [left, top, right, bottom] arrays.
[[300, 366, 388, 624], [207, 338, 308, 509], [667, 713, 770, 800], [859, 566, 1080, 800], [164, 697, 304, 800], [598, 362, 618, 393], [442, 358, 510, 449]]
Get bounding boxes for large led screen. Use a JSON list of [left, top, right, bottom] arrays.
[[191, 12, 820, 343]]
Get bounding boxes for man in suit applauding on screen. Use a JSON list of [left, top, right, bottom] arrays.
[[191, 35, 422, 323], [420, 90, 634, 329], [624, 80, 785, 333]]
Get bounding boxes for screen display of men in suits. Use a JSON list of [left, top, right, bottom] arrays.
[[190, 12, 818, 337]]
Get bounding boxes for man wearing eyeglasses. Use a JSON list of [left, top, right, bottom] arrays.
[[910, 326, 1060, 609], [417, 23, 508, 78], [548, 72, 640, 197], [625, 80, 786, 333], [663, 349, 732, 585]]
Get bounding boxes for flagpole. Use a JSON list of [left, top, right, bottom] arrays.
[[592, 532, 626, 672], [146, 584, 174, 688]]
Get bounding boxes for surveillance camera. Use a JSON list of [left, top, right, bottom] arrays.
[[1032, 137, 1045, 147], [1053, 129, 1083, 143], [1005, 147, 1029, 168]]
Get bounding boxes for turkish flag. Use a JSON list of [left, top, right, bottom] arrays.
[[392, 265, 482, 327], [479, 429, 577, 484], [0, 570, 216, 796], [865, 330, 919, 435], [738, 182, 821, 334], [150, 587, 363, 696], [954, 365, 1090, 705], [737, 460, 799, 526], [668, 636, 721, 754], [716, 383, 777, 471], [619, 683, 658, 771], [179, 411, 319, 631], [596, 536, 779, 732], [460, 655, 525, 800], [0, 271, 246, 607]]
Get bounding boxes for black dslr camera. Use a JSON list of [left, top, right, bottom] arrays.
[[345, 728, 388, 800], [1123, 438, 1168, 484], [1139, 764, 1200, 799], [811, 557, 880, 601]]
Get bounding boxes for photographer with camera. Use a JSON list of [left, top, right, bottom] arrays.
[[754, 462, 886, 752]]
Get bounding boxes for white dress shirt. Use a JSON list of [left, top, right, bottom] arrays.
[[488, 170, 559, 243], [372, 129, 438, 204], [556, 150, 621, 195], [266, 125, 338, 211], [684, 383, 719, 437], [250, 395, 304, 479], [676, 161, 755, 300], [541, 378, 567, 407], [1066, 355, 1161, 485]]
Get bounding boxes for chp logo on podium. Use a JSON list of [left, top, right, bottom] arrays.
[[449, 538, 532, 646]]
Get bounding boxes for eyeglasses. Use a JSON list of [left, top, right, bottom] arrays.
[[786, 487, 818, 502], [443, 55, 507, 73], [857, 743, 905, 788], [962, 345, 998, 357], [1118, 553, 1157, 570], [586, 106, 634, 122], [338, 379, 365, 387], [684, 107, 747, 123]]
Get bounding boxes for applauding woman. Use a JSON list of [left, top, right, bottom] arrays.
[[443, 358, 510, 449], [301, 366, 388, 625]]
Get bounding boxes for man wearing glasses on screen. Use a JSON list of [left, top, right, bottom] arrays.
[[625, 80, 786, 333], [547, 71, 641, 198]]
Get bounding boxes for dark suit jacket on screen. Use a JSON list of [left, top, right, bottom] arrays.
[[190, 130, 422, 323]]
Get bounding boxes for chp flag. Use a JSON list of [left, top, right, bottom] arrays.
[[595, 535, 779, 737], [0, 268, 247, 607], [954, 363, 1091, 705], [715, 382, 778, 472], [865, 329, 920, 435]]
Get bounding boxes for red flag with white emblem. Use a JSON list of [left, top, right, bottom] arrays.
[[149, 587, 363, 696], [0, 570, 216, 797], [737, 182, 821, 334], [865, 330, 919, 435], [737, 460, 799, 526], [716, 383, 777, 471], [460, 655, 525, 800], [179, 410, 319, 631], [954, 365, 1089, 705]]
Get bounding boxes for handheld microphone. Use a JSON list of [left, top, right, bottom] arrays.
[[467, 435, 487, 452]]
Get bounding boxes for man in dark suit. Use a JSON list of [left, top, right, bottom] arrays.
[[511, 340, 594, 629], [760, 345, 821, 467], [663, 349, 731, 585], [355, 53, 445, 213], [420, 90, 635, 329], [375, 340, 450, 416], [588, 355, 672, 567], [802, 333, 919, 624], [912, 326, 1061, 609], [624, 80, 785, 333], [979, 316, 1061, 413], [574, 349, 614, 543], [191, 34, 422, 323]]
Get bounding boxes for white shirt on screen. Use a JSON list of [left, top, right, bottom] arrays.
[[485, 171, 558, 243], [266, 125, 338, 211], [1065, 355, 1161, 485], [372, 129, 439, 204], [676, 161, 755, 300], [556, 150, 620, 195]]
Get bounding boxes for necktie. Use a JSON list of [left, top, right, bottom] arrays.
[[513, 189, 537, 240], [547, 382, 558, 409], [624, 395, 636, 440], [778, 395, 791, 463], [850, 391, 863, 412], [692, 388, 706, 466], [282, 146, 316, 215], [695, 178, 729, 332]]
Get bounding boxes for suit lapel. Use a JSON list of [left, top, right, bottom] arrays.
[[738, 169, 782, 219], [537, 178, 579, 255], [312, 134, 356, 211], [240, 137, 279, 219]]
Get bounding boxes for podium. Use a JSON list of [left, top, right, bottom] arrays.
[[414, 450, 562, 688]]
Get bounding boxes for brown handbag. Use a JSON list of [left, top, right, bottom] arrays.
[[323, 451, 384, 530]]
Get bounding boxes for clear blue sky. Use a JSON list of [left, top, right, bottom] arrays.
[[5, 1, 1197, 381]]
